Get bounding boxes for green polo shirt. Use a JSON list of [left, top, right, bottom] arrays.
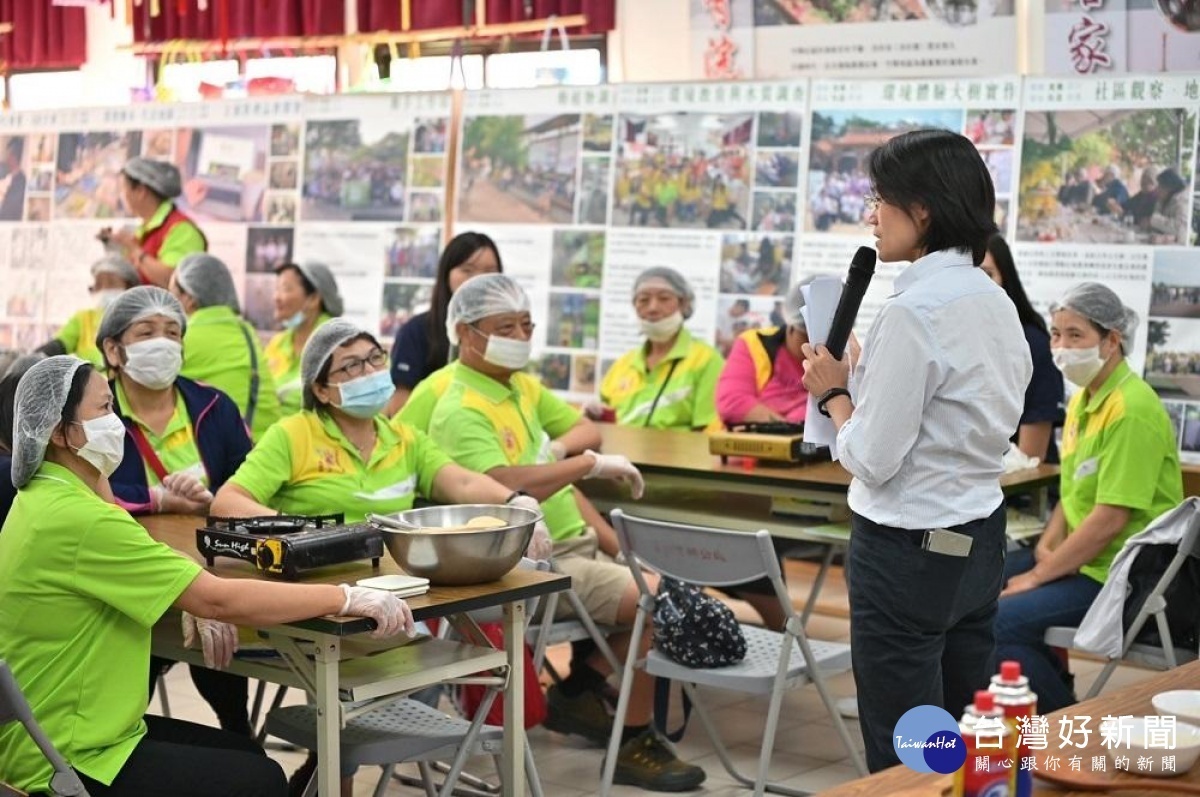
[[181, 305, 282, 442], [265, 313, 333, 415], [600, 328, 724, 431], [0, 463, 201, 792], [55, 306, 106, 368], [137, 201, 206, 267], [227, 409, 452, 523], [115, 380, 205, 487], [1059, 359, 1182, 583], [396, 362, 459, 432], [428, 363, 585, 541]]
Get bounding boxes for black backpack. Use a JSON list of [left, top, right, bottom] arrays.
[[1121, 542, 1200, 652], [653, 577, 747, 668]]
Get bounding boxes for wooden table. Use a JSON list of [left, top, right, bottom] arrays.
[[143, 515, 570, 797], [583, 424, 1060, 540], [820, 660, 1200, 795]]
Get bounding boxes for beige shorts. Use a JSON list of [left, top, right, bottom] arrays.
[[550, 527, 632, 627]]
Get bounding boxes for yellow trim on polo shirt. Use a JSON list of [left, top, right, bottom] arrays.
[[115, 380, 205, 487], [600, 327, 724, 431], [265, 313, 332, 415]]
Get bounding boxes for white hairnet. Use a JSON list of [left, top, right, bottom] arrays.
[[95, 286, 188, 353], [122, 157, 182, 200], [300, 318, 377, 411], [1050, 282, 1139, 349], [277, 262, 344, 317], [783, 275, 817, 329], [91, 255, 139, 288], [633, 267, 695, 319], [445, 274, 531, 346], [11, 355, 90, 488], [175, 253, 241, 313]]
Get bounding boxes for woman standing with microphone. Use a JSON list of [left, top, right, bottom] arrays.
[[801, 129, 1032, 772]]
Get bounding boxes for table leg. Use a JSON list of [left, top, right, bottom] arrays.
[[314, 636, 341, 797], [502, 599, 527, 797]]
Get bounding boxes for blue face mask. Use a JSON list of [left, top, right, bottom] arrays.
[[332, 370, 393, 419], [282, 310, 306, 330]]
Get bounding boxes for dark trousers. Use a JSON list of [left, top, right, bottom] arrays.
[[995, 548, 1102, 713], [848, 504, 1007, 772], [74, 715, 285, 797], [149, 656, 252, 737]]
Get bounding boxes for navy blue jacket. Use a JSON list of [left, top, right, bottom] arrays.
[[110, 376, 251, 515]]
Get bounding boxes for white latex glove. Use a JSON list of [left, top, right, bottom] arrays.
[[508, 494, 553, 560], [582, 402, 608, 421], [162, 472, 214, 503], [339, 584, 416, 639], [181, 612, 238, 670], [583, 450, 645, 500]]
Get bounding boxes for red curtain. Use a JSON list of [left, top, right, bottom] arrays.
[[131, 0, 343, 43], [355, 0, 614, 34], [0, 1, 87, 70]]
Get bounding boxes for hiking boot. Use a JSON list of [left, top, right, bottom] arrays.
[[287, 753, 317, 797], [610, 729, 707, 792], [543, 684, 613, 745]]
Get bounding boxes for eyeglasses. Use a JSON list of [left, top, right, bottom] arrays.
[[327, 349, 387, 381], [864, 192, 883, 213]]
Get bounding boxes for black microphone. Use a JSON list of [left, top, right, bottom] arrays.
[[824, 246, 877, 360]]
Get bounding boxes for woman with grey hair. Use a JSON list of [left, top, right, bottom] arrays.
[[996, 281, 1182, 712], [98, 157, 207, 289], [596, 266, 724, 430]]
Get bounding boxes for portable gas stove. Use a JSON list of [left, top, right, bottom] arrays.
[[197, 514, 384, 580]]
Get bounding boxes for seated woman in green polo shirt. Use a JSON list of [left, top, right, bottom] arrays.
[[594, 266, 724, 432], [264, 262, 343, 416], [212, 318, 552, 540], [170, 253, 282, 442], [97, 286, 258, 737], [0, 355, 414, 797], [996, 282, 1182, 712]]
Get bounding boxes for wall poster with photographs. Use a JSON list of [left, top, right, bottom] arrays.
[[453, 86, 617, 403], [294, 92, 452, 342], [800, 76, 1021, 337], [691, 0, 1018, 81]]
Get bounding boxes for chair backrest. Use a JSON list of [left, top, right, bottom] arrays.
[[610, 509, 789, 612], [0, 661, 89, 797], [1121, 500, 1200, 654]]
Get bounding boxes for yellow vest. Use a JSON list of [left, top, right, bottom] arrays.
[[741, 326, 787, 392]]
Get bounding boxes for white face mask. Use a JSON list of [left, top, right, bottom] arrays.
[[70, 413, 126, 478], [95, 289, 124, 311], [472, 328, 532, 371], [122, 337, 183, 390], [1052, 345, 1106, 387], [639, 311, 684, 343]]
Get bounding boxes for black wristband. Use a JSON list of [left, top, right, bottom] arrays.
[[816, 387, 851, 418], [504, 490, 531, 504]]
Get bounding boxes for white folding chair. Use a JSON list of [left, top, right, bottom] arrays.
[[601, 510, 866, 796], [0, 660, 90, 797], [1044, 504, 1200, 699]]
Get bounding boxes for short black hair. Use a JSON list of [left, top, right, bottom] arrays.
[[0, 374, 20, 452], [868, 129, 997, 265], [985, 234, 1047, 336], [60, 363, 95, 428]]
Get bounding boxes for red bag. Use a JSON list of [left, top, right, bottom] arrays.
[[429, 619, 547, 730]]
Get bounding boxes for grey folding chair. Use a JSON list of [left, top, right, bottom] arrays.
[[1044, 503, 1200, 699], [526, 560, 623, 679], [601, 510, 866, 797], [0, 660, 90, 797]]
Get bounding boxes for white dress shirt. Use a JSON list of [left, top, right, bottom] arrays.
[[837, 248, 1033, 529]]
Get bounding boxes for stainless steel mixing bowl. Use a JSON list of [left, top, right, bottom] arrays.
[[371, 504, 541, 586]]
